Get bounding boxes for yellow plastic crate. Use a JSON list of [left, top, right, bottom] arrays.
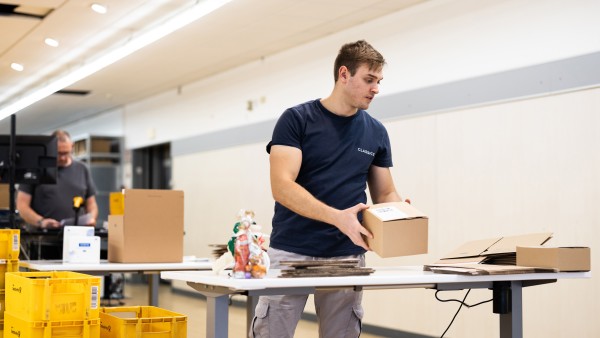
[[0, 259, 19, 289], [99, 306, 187, 338], [5, 271, 101, 321], [4, 312, 99, 338], [0, 229, 20, 260]]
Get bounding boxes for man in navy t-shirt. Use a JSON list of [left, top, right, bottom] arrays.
[[251, 40, 406, 338]]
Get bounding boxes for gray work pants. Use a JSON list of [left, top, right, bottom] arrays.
[[250, 247, 364, 338]]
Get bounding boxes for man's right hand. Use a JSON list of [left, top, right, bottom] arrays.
[[40, 218, 60, 229], [333, 203, 373, 251]]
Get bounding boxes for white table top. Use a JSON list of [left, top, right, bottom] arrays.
[[21, 258, 213, 272], [161, 266, 591, 291]]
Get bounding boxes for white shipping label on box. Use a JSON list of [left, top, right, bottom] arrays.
[[370, 206, 408, 221]]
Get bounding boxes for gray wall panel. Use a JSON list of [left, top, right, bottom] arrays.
[[172, 119, 276, 157], [370, 51, 600, 120], [173, 52, 600, 156]]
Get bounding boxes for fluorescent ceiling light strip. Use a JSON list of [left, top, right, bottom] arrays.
[[0, 0, 173, 104], [0, 0, 231, 121]]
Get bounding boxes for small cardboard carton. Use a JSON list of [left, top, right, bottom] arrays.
[[108, 189, 184, 263], [362, 202, 428, 258], [517, 246, 591, 272]]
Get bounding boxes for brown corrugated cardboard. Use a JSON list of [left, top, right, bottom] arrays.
[[108, 189, 184, 263], [427, 263, 542, 276], [91, 138, 112, 153], [362, 202, 428, 258], [435, 232, 553, 264], [0, 184, 8, 209], [424, 232, 555, 275], [517, 246, 591, 272]]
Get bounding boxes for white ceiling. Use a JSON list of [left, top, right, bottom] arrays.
[[0, 0, 425, 134]]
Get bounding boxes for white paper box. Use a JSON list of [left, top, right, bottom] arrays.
[[63, 226, 100, 263]]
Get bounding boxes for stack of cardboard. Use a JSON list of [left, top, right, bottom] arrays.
[[425, 232, 591, 275], [279, 259, 374, 278]]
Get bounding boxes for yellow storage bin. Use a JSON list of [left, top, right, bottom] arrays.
[[0, 259, 19, 289], [0, 229, 19, 260], [99, 306, 187, 338], [5, 271, 101, 321], [3, 312, 99, 338]]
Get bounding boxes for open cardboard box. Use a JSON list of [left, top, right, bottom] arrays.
[[108, 189, 184, 263], [362, 202, 428, 258], [425, 232, 554, 275]]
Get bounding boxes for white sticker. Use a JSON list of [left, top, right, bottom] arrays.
[[12, 234, 19, 252], [370, 206, 408, 221], [91, 286, 99, 309]]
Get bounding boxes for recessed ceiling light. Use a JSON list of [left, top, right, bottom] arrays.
[[0, 0, 231, 119], [11, 63, 24, 72], [91, 3, 108, 14], [44, 38, 59, 47]]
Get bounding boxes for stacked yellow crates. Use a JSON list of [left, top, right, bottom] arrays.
[[0, 229, 20, 337], [4, 271, 101, 338]]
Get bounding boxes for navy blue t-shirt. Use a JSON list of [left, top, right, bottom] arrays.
[[267, 99, 393, 257]]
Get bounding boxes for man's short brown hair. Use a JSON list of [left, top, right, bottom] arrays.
[[333, 40, 386, 82]]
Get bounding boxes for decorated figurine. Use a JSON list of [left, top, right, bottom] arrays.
[[228, 210, 269, 279]]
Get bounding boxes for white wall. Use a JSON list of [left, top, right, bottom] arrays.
[[65, 0, 600, 336], [123, 0, 600, 149], [61, 108, 124, 140]]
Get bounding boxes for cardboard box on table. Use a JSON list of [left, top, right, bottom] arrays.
[[362, 202, 428, 258], [108, 189, 184, 263], [424, 232, 554, 275], [517, 246, 591, 272]]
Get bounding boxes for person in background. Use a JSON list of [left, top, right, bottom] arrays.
[[251, 40, 406, 338], [17, 129, 98, 258]]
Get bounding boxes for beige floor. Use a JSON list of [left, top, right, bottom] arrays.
[[120, 280, 388, 338]]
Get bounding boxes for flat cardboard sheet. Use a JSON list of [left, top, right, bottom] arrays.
[[426, 264, 553, 276], [435, 232, 553, 264], [426, 232, 554, 275]]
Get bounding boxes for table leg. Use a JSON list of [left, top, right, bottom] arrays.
[[148, 273, 159, 306], [206, 294, 230, 338], [37, 236, 42, 259], [497, 281, 523, 338]]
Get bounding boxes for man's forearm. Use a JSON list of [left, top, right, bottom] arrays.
[[18, 206, 42, 225], [272, 180, 340, 226], [375, 191, 402, 204]]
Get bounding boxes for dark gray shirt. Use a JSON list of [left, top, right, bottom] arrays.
[[18, 160, 96, 223]]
